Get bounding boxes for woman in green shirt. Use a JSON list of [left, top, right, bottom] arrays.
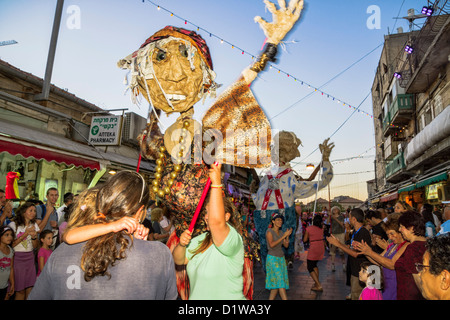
[[173, 163, 246, 300]]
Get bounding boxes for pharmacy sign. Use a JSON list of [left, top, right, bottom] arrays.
[[88, 115, 122, 146]]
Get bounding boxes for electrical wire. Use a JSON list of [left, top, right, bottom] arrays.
[[269, 43, 383, 121]]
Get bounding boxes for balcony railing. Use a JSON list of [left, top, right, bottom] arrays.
[[385, 151, 406, 179], [382, 94, 414, 136], [390, 94, 414, 119]]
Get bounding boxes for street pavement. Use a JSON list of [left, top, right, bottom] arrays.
[[252, 249, 350, 300]]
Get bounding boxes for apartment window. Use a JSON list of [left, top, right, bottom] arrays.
[[418, 104, 433, 132], [383, 99, 389, 117], [391, 82, 397, 99], [433, 95, 443, 117]]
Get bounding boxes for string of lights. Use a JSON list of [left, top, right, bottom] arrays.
[[142, 0, 375, 119]]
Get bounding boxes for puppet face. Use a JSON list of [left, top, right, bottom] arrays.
[[140, 40, 205, 114], [271, 131, 301, 164]]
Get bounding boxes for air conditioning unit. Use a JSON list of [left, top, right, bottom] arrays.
[[437, 185, 450, 201], [72, 121, 90, 143], [121, 112, 147, 146]]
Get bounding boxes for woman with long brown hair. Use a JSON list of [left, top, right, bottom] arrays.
[[173, 163, 246, 300], [28, 171, 177, 300], [9, 201, 39, 300]]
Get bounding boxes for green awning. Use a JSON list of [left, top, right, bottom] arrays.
[[398, 172, 448, 193], [416, 172, 448, 188], [398, 184, 416, 193]]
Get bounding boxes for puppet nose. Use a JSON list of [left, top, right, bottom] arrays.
[[165, 57, 188, 82]]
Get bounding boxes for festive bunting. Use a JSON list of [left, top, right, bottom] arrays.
[[142, 0, 374, 119]]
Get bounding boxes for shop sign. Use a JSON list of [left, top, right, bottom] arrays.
[[426, 182, 443, 200], [88, 116, 122, 146]]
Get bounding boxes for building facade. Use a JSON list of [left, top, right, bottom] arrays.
[[368, 11, 450, 210], [0, 59, 154, 204]]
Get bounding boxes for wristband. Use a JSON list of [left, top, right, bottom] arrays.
[[250, 43, 278, 73], [211, 184, 223, 188]]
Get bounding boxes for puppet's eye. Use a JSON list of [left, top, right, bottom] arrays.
[[156, 49, 167, 61], [179, 44, 188, 58]]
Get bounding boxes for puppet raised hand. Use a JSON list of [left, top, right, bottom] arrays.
[[255, 0, 304, 45], [319, 138, 335, 162], [243, 0, 304, 83]]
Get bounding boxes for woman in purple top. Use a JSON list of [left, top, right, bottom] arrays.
[[353, 213, 408, 300]]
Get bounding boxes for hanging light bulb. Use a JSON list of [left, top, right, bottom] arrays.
[[306, 163, 315, 170]]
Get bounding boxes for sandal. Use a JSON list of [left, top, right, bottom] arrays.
[[311, 286, 323, 292]]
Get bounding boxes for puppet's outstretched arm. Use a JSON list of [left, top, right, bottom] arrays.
[[300, 138, 335, 181], [242, 0, 305, 84]]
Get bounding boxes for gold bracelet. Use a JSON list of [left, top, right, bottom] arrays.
[[211, 184, 223, 188]]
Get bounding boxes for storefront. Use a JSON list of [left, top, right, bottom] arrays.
[[398, 171, 449, 209], [0, 118, 154, 205]]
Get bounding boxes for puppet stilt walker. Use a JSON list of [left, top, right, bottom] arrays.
[[252, 132, 334, 271], [118, 0, 305, 300]]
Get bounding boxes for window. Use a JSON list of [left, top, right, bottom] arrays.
[[418, 103, 433, 132], [433, 95, 443, 117]]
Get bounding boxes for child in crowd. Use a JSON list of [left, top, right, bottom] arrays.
[[358, 261, 384, 300], [0, 226, 15, 300], [9, 202, 40, 300], [37, 230, 53, 277]]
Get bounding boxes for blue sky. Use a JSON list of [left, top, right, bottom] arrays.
[[0, 0, 428, 201]]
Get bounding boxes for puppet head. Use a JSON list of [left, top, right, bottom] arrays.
[[118, 26, 218, 115], [271, 130, 302, 165]]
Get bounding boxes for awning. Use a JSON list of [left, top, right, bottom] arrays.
[[398, 171, 448, 193], [380, 191, 399, 202], [1, 139, 100, 170], [415, 172, 448, 188], [0, 118, 154, 172], [398, 184, 416, 193]]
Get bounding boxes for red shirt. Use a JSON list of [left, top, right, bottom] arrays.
[[394, 241, 426, 300]]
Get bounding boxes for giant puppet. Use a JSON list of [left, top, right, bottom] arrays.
[[252, 131, 334, 269], [117, 0, 305, 299]]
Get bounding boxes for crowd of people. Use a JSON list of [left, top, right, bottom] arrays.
[[289, 200, 450, 300], [1, 178, 450, 300]]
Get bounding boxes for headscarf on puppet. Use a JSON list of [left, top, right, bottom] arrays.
[[252, 131, 334, 270]]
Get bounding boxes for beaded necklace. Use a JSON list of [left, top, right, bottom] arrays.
[[151, 119, 191, 197]]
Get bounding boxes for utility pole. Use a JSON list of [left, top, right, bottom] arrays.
[[328, 183, 331, 212], [34, 0, 65, 101]]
